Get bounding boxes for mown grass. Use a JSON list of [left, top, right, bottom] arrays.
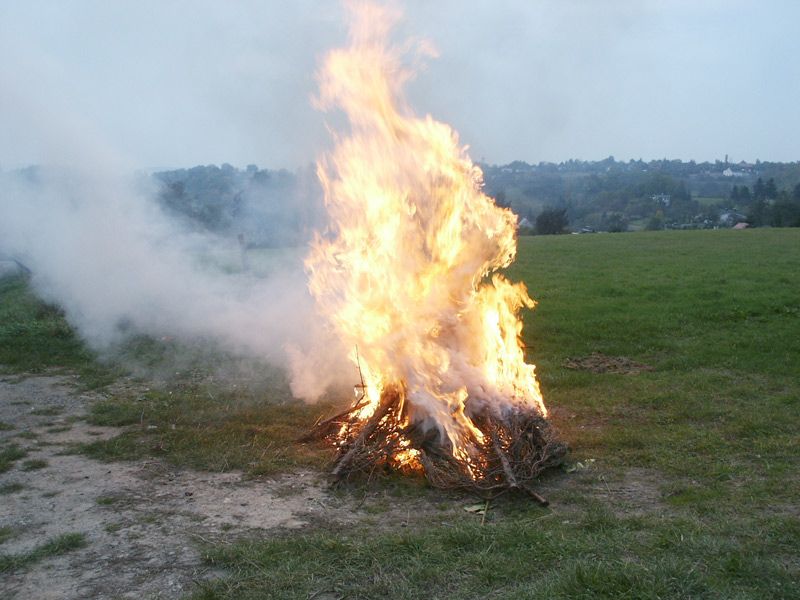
[[193, 229, 800, 599], [0, 444, 28, 474], [0, 526, 17, 545], [0, 532, 87, 573], [0, 275, 119, 388], [0, 482, 25, 495], [80, 383, 335, 476], [2, 229, 799, 598], [0, 276, 220, 388], [194, 508, 799, 599], [0, 273, 332, 474], [511, 230, 799, 506], [20, 458, 48, 471], [514, 229, 799, 378]]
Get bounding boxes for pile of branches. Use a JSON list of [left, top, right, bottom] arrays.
[[303, 386, 567, 505]]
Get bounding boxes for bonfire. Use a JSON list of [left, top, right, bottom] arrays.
[[303, 3, 566, 503]]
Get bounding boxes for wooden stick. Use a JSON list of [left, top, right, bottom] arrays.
[[491, 428, 518, 489], [521, 486, 549, 507], [490, 427, 549, 505], [355, 345, 366, 390], [296, 399, 368, 442], [330, 389, 398, 480]]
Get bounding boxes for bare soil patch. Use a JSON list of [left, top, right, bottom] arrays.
[[0, 374, 438, 599], [564, 352, 653, 375], [0, 373, 673, 599]]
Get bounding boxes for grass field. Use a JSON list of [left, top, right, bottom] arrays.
[[0, 276, 119, 388], [2, 229, 799, 598]]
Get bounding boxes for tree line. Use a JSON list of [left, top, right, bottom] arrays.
[[150, 159, 800, 240], [481, 158, 800, 234]]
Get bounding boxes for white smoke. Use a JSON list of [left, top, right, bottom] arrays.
[[0, 164, 352, 399], [0, 2, 356, 400]]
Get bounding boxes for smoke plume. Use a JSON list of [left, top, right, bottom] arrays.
[[0, 162, 352, 399]]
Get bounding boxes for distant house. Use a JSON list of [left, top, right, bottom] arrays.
[[651, 193, 671, 206], [723, 168, 746, 178], [719, 211, 747, 227]]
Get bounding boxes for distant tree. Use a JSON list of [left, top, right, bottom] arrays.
[[765, 178, 779, 200], [739, 186, 752, 206], [677, 180, 691, 201], [604, 212, 628, 233], [754, 178, 766, 201], [478, 157, 800, 233], [493, 189, 510, 209], [646, 211, 664, 231], [535, 207, 569, 235], [747, 198, 769, 227], [770, 190, 800, 227]]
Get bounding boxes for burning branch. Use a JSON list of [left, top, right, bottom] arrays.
[[308, 388, 566, 503]]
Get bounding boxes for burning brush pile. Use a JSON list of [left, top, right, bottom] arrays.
[[303, 3, 566, 502]]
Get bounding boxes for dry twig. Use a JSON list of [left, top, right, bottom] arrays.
[[308, 387, 566, 502]]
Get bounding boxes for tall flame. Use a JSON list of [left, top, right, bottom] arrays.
[[306, 3, 546, 457]]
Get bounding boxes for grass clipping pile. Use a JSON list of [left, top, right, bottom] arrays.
[[306, 386, 566, 505]]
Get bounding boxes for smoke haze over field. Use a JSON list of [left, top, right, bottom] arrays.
[[0, 164, 351, 399], [0, 1, 798, 400]]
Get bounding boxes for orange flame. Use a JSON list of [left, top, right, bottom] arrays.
[[307, 2, 546, 461]]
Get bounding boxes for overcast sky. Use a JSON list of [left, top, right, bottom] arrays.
[[1, 0, 798, 171]]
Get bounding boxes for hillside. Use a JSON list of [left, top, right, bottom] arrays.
[[151, 159, 800, 240]]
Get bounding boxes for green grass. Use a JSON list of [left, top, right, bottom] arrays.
[[195, 509, 799, 600], [0, 444, 28, 473], [0, 275, 119, 387], [80, 382, 335, 475], [509, 231, 800, 485], [0, 532, 87, 573], [2, 230, 800, 598], [0, 421, 14, 431], [104, 522, 124, 534], [194, 229, 799, 599], [20, 458, 48, 471], [0, 274, 331, 475], [0, 482, 25, 495], [0, 526, 17, 545]]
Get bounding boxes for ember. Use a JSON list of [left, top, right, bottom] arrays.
[[307, 384, 566, 504], [304, 2, 565, 500]]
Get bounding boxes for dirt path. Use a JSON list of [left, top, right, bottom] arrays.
[[0, 374, 362, 599], [0, 374, 671, 599]]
